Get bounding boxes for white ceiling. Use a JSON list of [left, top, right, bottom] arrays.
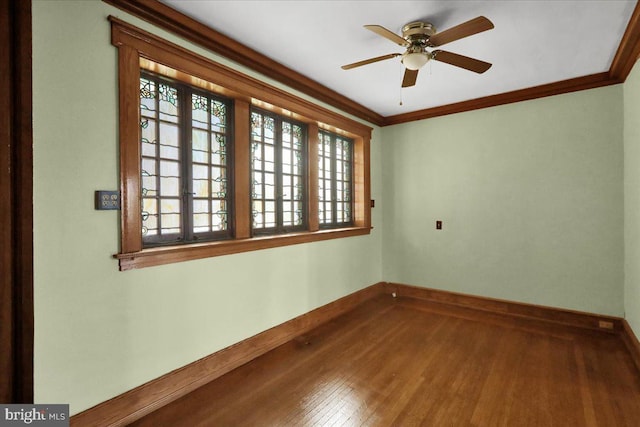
[[161, 0, 636, 117]]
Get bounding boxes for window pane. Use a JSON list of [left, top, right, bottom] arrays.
[[141, 75, 183, 244], [140, 73, 232, 245], [142, 160, 156, 196], [193, 164, 208, 180], [318, 130, 353, 227], [190, 91, 230, 235], [253, 171, 263, 198], [293, 176, 302, 201], [212, 169, 226, 198], [282, 148, 291, 174], [265, 176, 275, 199], [282, 122, 292, 148], [212, 134, 226, 166], [252, 200, 264, 228], [193, 212, 210, 230], [251, 111, 268, 229], [142, 199, 158, 236], [251, 109, 307, 233], [159, 83, 178, 123], [160, 199, 181, 234], [211, 100, 227, 133], [191, 93, 208, 130], [265, 201, 276, 227], [193, 199, 209, 215], [193, 178, 209, 198], [192, 129, 209, 163], [160, 160, 179, 177], [159, 177, 179, 197], [140, 78, 157, 117], [264, 145, 275, 172]]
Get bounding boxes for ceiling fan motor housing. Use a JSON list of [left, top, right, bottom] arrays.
[[401, 22, 435, 69], [402, 22, 436, 45]]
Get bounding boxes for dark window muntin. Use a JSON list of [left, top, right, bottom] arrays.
[[251, 107, 308, 236], [319, 130, 354, 229], [140, 71, 234, 247]]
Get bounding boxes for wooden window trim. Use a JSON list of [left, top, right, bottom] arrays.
[[116, 227, 370, 270], [250, 108, 308, 235], [110, 17, 371, 270], [318, 130, 355, 229]]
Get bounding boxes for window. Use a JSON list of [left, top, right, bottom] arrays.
[[319, 130, 353, 228], [251, 109, 307, 234], [111, 18, 371, 270], [139, 73, 232, 247]]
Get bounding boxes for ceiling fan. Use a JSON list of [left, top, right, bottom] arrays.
[[342, 16, 494, 88]]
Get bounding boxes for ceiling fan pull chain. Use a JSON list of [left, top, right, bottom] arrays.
[[399, 65, 404, 106]]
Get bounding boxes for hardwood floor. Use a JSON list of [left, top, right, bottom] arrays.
[[131, 295, 640, 426]]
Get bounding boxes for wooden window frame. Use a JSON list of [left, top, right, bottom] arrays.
[[318, 130, 355, 229], [110, 17, 371, 271], [250, 108, 308, 235], [139, 72, 234, 247]]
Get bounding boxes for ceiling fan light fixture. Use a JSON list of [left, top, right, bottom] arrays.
[[342, 16, 494, 89], [402, 52, 430, 70]]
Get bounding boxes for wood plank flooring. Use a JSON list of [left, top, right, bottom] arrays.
[[131, 295, 640, 426]]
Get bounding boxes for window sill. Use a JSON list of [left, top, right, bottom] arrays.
[[114, 226, 372, 271]]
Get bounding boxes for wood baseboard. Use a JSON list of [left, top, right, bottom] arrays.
[[70, 282, 386, 427], [71, 281, 636, 426], [383, 282, 624, 333], [622, 320, 640, 373]]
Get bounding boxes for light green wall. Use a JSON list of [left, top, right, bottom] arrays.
[[624, 59, 640, 333], [32, 1, 383, 414], [381, 86, 624, 316], [33, 0, 636, 417]]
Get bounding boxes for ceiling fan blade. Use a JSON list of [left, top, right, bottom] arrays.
[[341, 53, 400, 70], [432, 50, 492, 73], [428, 16, 494, 47], [402, 69, 419, 88], [364, 25, 408, 46]]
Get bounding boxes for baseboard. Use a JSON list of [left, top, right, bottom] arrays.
[[70, 282, 386, 427], [70, 281, 632, 425], [384, 282, 624, 333], [622, 320, 640, 373]]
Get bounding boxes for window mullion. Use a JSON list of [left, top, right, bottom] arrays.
[[259, 120, 265, 230], [308, 126, 319, 232], [331, 134, 338, 226], [233, 99, 251, 239], [154, 83, 162, 237], [348, 140, 354, 225], [181, 86, 194, 242], [207, 95, 213, 238], [275, 118, 284, 232]]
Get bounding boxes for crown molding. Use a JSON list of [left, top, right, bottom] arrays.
[[103, 0, 640, 127], [382, 72, 617, 126], [102, 0, 385, 126], [610, 0, 640, 81]]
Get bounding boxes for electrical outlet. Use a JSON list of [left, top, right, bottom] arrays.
[[95, 191, 120, 210], [436, 220, 442, 230]]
